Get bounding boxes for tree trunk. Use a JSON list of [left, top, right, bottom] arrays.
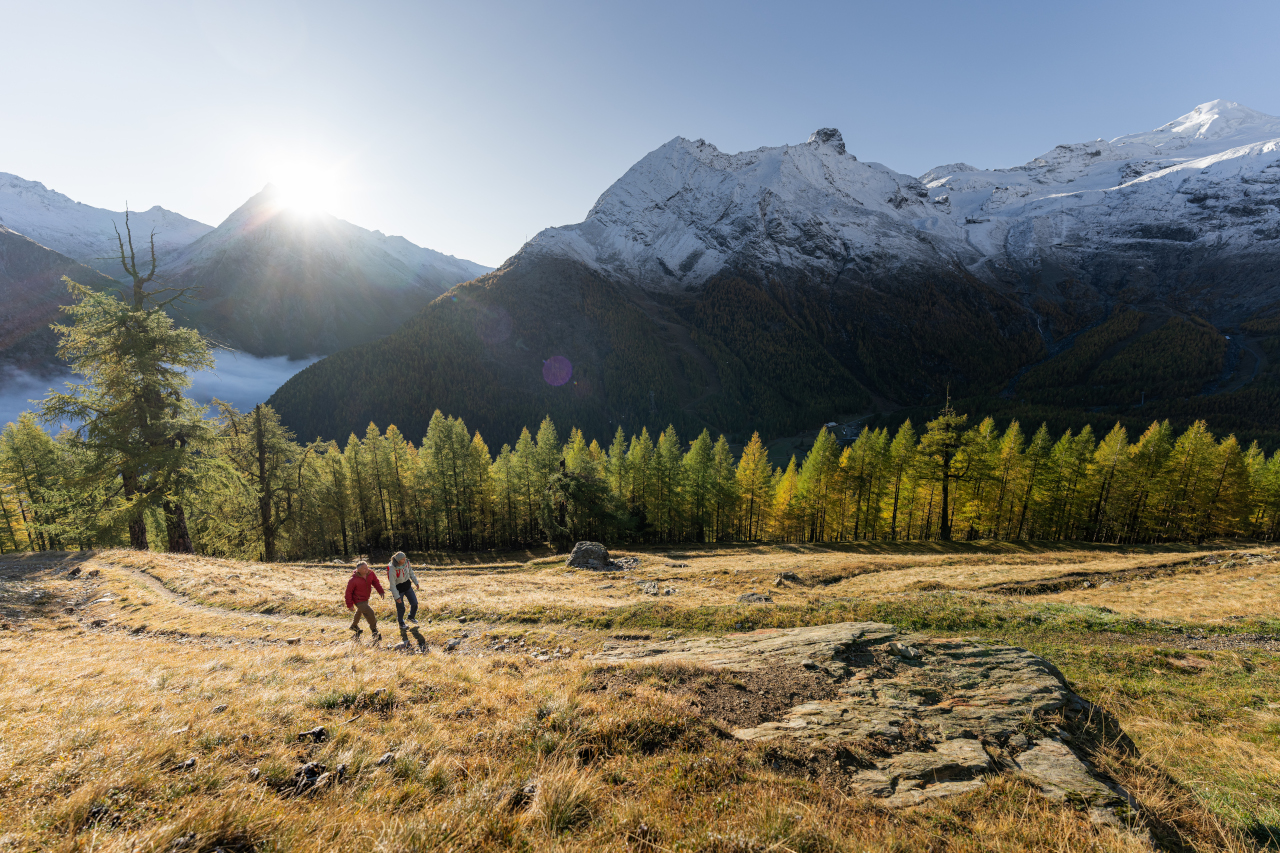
[[939, 453, 953, 541], [254, 406, 276, 561], [164, 499, 193, 553], [123, 471, 148, 550]]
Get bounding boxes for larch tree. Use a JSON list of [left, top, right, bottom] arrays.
[[41, 213, 213, 551], [919, 400, 970, 541], [736, 432, 772, 540]]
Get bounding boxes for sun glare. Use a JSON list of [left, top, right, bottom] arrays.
[[260, 153, 348, 216]]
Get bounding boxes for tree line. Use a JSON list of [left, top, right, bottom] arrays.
[[4, 395, 1279, 559], [2, 223, 1277, 559]]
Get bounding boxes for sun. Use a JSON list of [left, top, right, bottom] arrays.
[[259, 153, 348, 216], [271, 178, 333, 215]]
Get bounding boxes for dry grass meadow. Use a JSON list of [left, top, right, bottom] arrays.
[[1, 540, 1277, 852]]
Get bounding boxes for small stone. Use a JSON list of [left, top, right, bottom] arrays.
[[66, 567, 82, 579], [298, 726, 328, 743], [248, 767, 261, 781], [286, 637, 301, 645], [737, 592, 773, 604], [177, 757, 196, 771], [444, 638, 462, 651], [641, 581, 660, 596], [886, 641, 923, 659], [87, 569, 100, 578], [376, 752, 395, 766], [213, 704, 228, 713]]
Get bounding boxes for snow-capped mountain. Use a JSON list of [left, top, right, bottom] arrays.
[[919, 100, 1280, 300], [524, 128, 968, 290], [161, 186, 492, 356], [273, 100, 1280, 445], [524, 99, 1280, 323], [0, 173, 213, 277]]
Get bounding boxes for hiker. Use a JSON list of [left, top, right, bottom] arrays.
[[345, 560, 385, 640], [387, 551, 422, 627]]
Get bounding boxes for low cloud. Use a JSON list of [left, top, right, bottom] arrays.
[[0, 353, 318, 430], [186, 351, 320, 413]]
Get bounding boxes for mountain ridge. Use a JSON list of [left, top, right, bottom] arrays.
[[0, 176, 492, 361]]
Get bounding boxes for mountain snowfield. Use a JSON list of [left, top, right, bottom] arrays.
[[527, 99, 1280, 320], [0, 173, 213, 277]]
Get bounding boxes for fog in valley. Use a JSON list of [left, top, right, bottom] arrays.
[[0, 352, 318, 431]]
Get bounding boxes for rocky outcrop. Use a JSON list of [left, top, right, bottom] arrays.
[[591, 622, 1139, 826]]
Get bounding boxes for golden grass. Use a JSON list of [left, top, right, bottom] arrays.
[[1032, 561, 1280, 623], [0, 545, 1275, 851], [95, 542, 1271, 628]]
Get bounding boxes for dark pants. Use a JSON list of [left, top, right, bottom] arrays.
[[350, 600, 377, 633], [395, 582, 418, 623]]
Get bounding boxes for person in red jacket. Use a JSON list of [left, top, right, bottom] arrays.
[[345, 561, 385, 641]]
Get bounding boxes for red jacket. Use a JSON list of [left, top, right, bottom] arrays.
[[345, 570, 385, 609]]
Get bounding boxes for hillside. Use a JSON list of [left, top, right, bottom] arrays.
[[272, 101, 1280, 444], [0, 225, 119, 373], [161, 186, 492, 357], [269, 252, 1037, 444]]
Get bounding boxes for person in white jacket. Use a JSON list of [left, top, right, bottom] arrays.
[[386, 551, 421, 627]]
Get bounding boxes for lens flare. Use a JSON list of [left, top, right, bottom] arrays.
[[542, 356, 572, 386]]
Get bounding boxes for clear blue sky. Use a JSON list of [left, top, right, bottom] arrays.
[[4, 0, 1278, 268]]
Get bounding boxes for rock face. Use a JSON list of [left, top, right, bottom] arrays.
[[591, 622, 1137, 822], [566, 541, 609, 570]]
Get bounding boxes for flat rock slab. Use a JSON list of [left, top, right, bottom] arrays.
[[590, 622, 1135, 818]]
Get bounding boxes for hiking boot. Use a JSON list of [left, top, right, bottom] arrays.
[[350, 626, 363, 636], [371, 632, 382, 644], [407, 617, 419, 626]]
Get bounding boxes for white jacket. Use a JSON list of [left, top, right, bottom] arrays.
[[386, 560, 419, 598]]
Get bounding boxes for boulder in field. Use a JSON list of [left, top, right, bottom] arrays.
[[567, 541, 609, 570]]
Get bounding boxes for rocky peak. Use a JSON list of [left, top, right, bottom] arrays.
[[807, 128, 848, 157]]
